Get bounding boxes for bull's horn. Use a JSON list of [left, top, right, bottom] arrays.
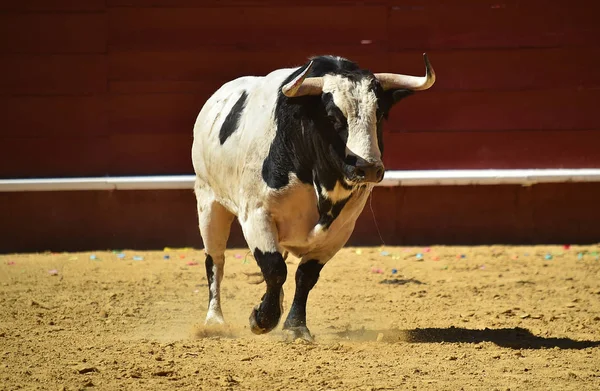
[[375, 53, 436, 91], [282, 61, 324, 97]]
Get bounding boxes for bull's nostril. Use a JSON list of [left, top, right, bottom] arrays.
[[355, 168, 366, 178], [376, 168, 384, 181]]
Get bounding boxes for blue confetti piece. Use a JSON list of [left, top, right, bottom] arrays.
[[90, 254, 97, 260], [163, 255, 170, 260], [391, 268, 398, 274], [416, 253, 423, 259], [577, 253, 583, 260], [117, 253, 126, 259], [133, 256, 144, 261], [380, 251, 390, 256], [544, 254, 553, 260], [461, 254, 466, 259]]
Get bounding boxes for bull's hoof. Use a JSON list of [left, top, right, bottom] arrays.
[[249, 304, 281, 335], [249, 288, 284, 335], [283, 326, 314, 343]]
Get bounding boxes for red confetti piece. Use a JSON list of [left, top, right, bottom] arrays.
[[186, 261, 198, 266]]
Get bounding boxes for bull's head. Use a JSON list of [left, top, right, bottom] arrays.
[[281, 54, 435, 184]]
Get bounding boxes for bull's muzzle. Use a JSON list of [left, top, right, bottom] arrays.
[[354, 161, 385, 184]]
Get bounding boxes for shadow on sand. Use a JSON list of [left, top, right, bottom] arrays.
[[335, 326, 600, 350]]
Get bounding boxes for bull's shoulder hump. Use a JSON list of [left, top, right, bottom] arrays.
[[212, 76, 262, 100]]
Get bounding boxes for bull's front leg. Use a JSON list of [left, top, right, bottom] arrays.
[[249, 249, 287, 334], [283, 260, 324, 342], [240, 211, 287, 334]]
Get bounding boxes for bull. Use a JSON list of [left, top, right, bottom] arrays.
[[192, 54, 435, 341]]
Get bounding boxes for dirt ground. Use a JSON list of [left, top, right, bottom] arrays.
[[1, 244, 599, 390]]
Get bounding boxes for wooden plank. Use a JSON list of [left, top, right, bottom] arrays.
[[108, 0, 388, 6], [351, 186, 401, 245], [0, 136, 110, 178], [108, 6, 388, 50], [109, 81, 212, 94], [108, 47, 388, 93], [397, 185, 521, 244], [109, 47, 387, 84], [388, 2, 600, 49], [390, 48, 600, 91], [531, 183, 600, 243], [387, 89, 600, 132], [3, 183, 600, 252], [0, 190, 220, 253], [0, 0, 105, 11], [108, 93, 208, 135], [108, 133, 193, 175], [382, 130, 600, 170], [0, 13, 106, 53], [0, 55, 107, 95], [1, 96, 107, 137]]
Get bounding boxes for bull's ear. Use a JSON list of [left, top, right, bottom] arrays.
[[391, 89, 414, 105]]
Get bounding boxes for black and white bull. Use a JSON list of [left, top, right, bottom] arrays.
[[192, 54, 435, 341]]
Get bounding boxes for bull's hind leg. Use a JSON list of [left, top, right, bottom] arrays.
[[283, 259, 325, 342], [195, 184, 235, 325], [240, 211, 287, 334]]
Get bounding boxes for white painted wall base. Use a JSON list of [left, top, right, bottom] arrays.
[[1, 169, 600, 192]]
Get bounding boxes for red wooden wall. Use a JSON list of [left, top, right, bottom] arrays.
[[1, 0, 600, 178], [1, 1, 600, 252]]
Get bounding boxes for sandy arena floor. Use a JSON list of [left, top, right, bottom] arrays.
[[1, 245, 599, 390]]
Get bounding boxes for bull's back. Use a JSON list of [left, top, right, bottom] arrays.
[[191, 69, 296, 214]]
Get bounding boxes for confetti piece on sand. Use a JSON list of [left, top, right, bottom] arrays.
[[133, 256, 144, 261], [416, 253, 423, 259], [355, 249, 363, 255], [90, 254, 97, 260], [117, 253, 126, 259], [187, 261, 198, 266], [544, 254, 553, 260], [48, 269, 58, 275], [391, 268, 398, 274], [7, 261, 15, 266], [234, 254, 243, 259], [424, 247, 431, 253], [380, 251, 390, 256], [563, 245, 571, 250], [163, 255, 170, 260]]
